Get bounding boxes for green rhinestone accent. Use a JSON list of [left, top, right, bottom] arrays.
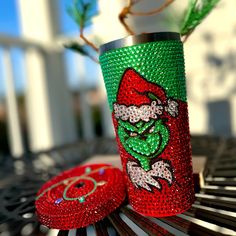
[[79, 196, 85, 203], [85, 167, 91, 174]]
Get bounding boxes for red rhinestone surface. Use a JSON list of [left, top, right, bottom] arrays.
[[113, 101, 195, 217], [35, 164, 126, 229]]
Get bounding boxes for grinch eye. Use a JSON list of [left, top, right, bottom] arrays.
[[149, 126, 155, 133], [130, 132, 138, 137]]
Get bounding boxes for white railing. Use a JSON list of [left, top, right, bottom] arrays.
[[1, 46, 24, 157], [0, 34, 113, 157]]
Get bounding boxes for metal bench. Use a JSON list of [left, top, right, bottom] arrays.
[[0, 136, 236, 236]]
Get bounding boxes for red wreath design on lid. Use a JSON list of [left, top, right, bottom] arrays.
[[35, 164, 126, 230]]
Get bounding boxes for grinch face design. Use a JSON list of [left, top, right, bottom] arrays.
[[114, 68, 178, 191], [118, 119, 169, 171]]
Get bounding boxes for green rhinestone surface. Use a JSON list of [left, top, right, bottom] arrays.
[[100, 40, 187, 111]]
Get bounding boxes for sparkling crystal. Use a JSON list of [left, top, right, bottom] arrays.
[[97, 181, 107, 186], [98, 168, 105, 175], [79, 197, 85, 203], [55, 198, 63, 205], [85, 167, 91, 174]]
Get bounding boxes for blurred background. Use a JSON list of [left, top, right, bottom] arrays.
[[1, 1, 236, 235], [0, 0, 235, 158]]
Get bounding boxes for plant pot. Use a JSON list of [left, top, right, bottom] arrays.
[[99, 32, 195, 217]]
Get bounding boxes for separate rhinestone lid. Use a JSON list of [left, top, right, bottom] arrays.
[[35, 163, 126, 230], [99, 32, 180, 55]]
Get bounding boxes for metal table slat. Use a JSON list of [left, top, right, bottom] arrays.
[[158, 215, 223, 236], [94, 220, 109, 236], [205, 179, 236, 186], [121, 206, 173, 236], [184, 205, 236, 231], [58, 230, 69, 236], [213, 170, 236, 177], [195, 195, 236, 211], [201, 187, 236, 197], [108, 211, 138, 236], [75, 227, 87, 236]]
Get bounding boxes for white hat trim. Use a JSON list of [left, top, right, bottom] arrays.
[[113, 99, 178, 124]]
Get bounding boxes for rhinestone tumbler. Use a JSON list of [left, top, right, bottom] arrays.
[[99, 32, 195, 217]]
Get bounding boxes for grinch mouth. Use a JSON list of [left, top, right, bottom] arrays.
[[126, 130, 163, 157], [126, 134, 162, 157]]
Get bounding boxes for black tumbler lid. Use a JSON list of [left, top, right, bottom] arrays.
[[99, 32, 180, 55]]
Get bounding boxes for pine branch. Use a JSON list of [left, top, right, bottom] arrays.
[[67, 0, 99, 54], [65, 0, 221, 62], [64, 42, 99, 64], [181, 0, 220, 42], [119, 0, 135, 35]]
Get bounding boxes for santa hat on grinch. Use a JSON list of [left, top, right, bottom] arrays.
[[113, 68, 178, 123]]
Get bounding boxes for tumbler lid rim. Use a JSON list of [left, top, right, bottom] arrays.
[[99, 32, 180, 55]]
